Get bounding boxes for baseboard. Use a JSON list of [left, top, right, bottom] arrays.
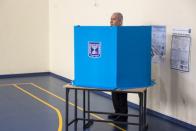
[[0, 72, 50, 79], [0, 72, 195, 130], [49, 72, 71, 83], [146, 109, 196, 131], [0, 72, 72, 83]]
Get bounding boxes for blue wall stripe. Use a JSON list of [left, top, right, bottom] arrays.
[[0, 72, 50, 79], [0, 72, 195, 130], [49, 72, 71, 83], [0, 72, 71, 83]]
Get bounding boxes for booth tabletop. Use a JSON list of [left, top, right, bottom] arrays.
[[64, 83, 147, 93]]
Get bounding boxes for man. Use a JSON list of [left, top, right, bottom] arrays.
[[110, 12, 123, 26], [108, 12, 128, 122]]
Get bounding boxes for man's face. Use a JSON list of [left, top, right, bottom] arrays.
[[110, 14, 122, 26]]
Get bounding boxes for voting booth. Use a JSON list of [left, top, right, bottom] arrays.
[[73, 26, 154, 90]]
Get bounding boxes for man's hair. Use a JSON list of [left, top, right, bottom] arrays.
[[112, 12, 123, 21]]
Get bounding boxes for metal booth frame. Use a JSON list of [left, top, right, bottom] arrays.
[[65, 84, 148, 131]]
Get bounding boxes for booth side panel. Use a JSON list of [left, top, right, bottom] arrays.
[[117, 26, 152, 88]]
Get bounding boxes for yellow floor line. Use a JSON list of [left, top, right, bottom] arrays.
[[0, 84, 15, 87], [30, 83, 126, 131], [0, 83, 31, 87], [13, 84, 63, 131]]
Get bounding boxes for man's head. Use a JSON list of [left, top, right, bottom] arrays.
[[110, 12, 123, 26]]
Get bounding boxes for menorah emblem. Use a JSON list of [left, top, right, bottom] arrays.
[[88, 42, 101, 58]]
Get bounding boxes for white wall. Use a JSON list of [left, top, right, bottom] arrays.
[[0, 0, 49, 74], [49, 0, 196, 125]]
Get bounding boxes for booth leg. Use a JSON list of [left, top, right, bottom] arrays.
[[83, 90, 86, 129], [139, 93, 144, 131], [144, 90, 148, 130], [84, 90, 94, 128], [74, 89, 78, 130], [65, 88, 69, 131]]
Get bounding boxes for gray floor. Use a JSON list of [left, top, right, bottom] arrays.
[[0, 75, 193, 131]]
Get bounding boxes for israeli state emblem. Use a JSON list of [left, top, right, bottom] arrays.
[[88, 42, 101, 58]]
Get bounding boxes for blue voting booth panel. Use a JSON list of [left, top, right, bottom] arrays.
[[117, 26, 152, 88], [73, 26, 152, 89], [74, 26, 117, 88]]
